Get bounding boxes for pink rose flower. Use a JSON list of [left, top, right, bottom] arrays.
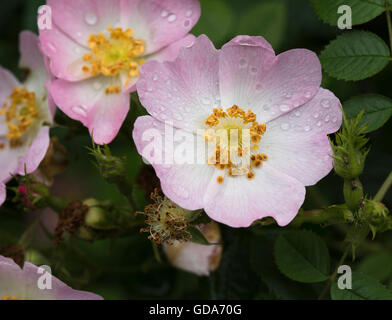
[[0, 31, 54, 206], [0, 255, 102, 300], [40, 0, 201, 144], [133, 35, 343, 228]]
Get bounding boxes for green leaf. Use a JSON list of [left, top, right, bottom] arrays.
[[311, 0, 389, 26], [188, 226, 210, 245], [320, 31, 390, 81], [331, 272, 392, 300], [357, 253, 392, 282], [236, 0, 287, 49], [274, 230, 330, 283], [343, 94, 392, 132], [191, 0, 233, 46]]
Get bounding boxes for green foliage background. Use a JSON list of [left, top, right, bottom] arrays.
[[0, 0, 391, 300]]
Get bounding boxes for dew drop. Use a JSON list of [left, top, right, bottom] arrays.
[[184, 19, 191, 27], [85, 12, 98, 25], [279, 104, 290, 112], [324, 115, 330, 122], [295, 110, 301, 117], [316, 121, 322, 127], [304, 125, 311, 132], [93, 81, 103, 91], [321, 99, 330, 108], [72, 105, 87, 117], [250, 67, 258, 74], [313, 112, 319, 119], [239, 58, 247, 67], [161, 10, 169, 18], [281, 123, 290, 131], [47, 43, 57, 53], [186, 10, 193, 17], [168, 14, 177, 22], [304, 91, 312, 98], [332, 116, 338, 123], [153, 74, 158, 81]]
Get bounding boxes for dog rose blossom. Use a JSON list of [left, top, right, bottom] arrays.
[[133, 35, 342, 227], [40, 0, 200, 144], [0, 255, 102, 300], [0, 31, 54, 206]]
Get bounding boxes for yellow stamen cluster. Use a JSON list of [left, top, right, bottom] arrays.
[[204, 105, 268, 183], [82, 26, 145, 92], [0, 87, 38, 148], [136, 189, 192, 245], [2, 295, 23, 300]]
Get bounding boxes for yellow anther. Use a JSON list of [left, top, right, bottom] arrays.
[[204, 105, 267, 184], [217, 176, 224, 184], [82, 26, 145, 88], [2, 295, 23, 300], [0, 87, 38, 148], [105, 85, 121, 95]]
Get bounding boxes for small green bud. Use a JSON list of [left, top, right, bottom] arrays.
[[331, 111, 369, 179], [83, 198, 115, 230]]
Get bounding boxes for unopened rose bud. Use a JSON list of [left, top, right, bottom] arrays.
[[163, 221, 223, 276]]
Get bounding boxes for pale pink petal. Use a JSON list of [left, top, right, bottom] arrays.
[[261, 88, 342, 186], [39, 24, 90, 81], [148, 34, 196, 62], [137, 35, 220, 131], [0, 183, 5, 206], [121, 0, 200, 54], [221, 45, 322, 123], [51, 77, 129, 144], [16, 127, 50, 176], [219, 35, 277, 110], [203, 162, 305, 227], [0, 255, 103, 300], [0, 142, 27, 182], [133, 116, 215, 210], [19, 31, 49, 96], [47, 0, 121, 47]]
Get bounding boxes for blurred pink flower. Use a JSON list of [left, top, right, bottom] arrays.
[[133, 35, 343, 227], [0, 255, 102, 300], [40, 0, 200, 144], [164, 222, 222, 276], [0, 31, 54, 206]]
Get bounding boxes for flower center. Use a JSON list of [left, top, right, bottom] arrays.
[[82, 26, 145, 93], [2, 295, 23, 300], [0, 87, 38, 148], [204, 105, 268, 184]]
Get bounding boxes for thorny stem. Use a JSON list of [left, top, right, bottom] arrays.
[[318, 245, 350, 300], [374, 171, 392, 202], [386, 0, 392, 52]]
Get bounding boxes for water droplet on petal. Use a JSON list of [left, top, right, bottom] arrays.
[[250, 67, 257, 74], [72, 105, 88, 117], [304, 91, 312, 98], [47, 43, 57, 53], [321, 99, 330, 108], [324, 115, 330, 122], [304, 125, 311, 132], [153, 74, 158, 81], [316, 121, 322, 127], [313, 112, 319, 119], [168, 14, 177, 22], [186, 10, 193, 17], [281, 123, 290, 131], [239, 58, 247, 67], [161, 10, 169, 18], [279, 104, 290, 112], [85, 12, 98, 25], [332, 116, 338, 123], [295, 110, 301, 117], [184, 19, 191, 27], [93, 81, 103, 91]]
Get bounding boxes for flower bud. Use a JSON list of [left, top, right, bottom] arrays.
[[163, 222, 223, 276], [332, 111, 369, 179], [83, 198, 115, 229]]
